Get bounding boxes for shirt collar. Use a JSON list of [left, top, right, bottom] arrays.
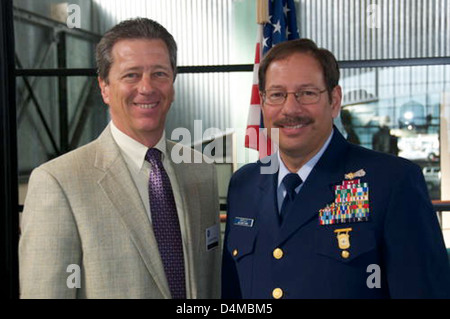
[[110, 121, 167, 171], [277, 129, 334, 188]]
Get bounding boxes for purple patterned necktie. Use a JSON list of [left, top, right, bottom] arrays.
[[145, 148, 186, 299]]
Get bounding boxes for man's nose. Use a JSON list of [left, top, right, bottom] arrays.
[[137, 75, 153, 94], [281, 93, 301, 115]]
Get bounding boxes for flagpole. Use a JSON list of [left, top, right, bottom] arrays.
[[254, 0, 271, 159], [256, 0, 269, 24]]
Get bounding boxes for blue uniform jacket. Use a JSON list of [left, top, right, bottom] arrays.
[[222, 129, 450, 299]]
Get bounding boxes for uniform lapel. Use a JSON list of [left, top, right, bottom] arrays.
[[277, 129, 350, 245], [256, 155, 281, 232], [95, 126, 171, 298]]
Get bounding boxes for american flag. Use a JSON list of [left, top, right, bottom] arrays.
[[245, 0, 299, 158]]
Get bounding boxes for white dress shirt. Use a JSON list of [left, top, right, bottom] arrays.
[[277, 130, 334, 212], [110, 121, 192, 297]]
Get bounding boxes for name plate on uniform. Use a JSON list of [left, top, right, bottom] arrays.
[[233, 217, 254, 227]]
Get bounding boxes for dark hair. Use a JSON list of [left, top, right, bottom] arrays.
[[258, 38, 340, 101], [96, 17, 177, 83]]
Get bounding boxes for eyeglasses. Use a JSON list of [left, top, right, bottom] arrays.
[[262, 88, 327, 105]]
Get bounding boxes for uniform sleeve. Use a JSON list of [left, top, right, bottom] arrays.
[[221, 175, 243, 299], [19, 167, 82, 299], [383, 164, 450, 298]]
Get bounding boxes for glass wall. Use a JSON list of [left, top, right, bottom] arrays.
[[340, 65, 450, 200]]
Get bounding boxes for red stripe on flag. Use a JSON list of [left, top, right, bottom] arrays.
[[245, 125, 274, 159], [260, 134, 273, 159], [245, 125, 260, 149], [245, 26, 263, 152], [250, 84, 260, 105], [254, 42, 261, 64]]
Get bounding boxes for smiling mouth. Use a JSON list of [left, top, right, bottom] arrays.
[[281, 123, 306, 129], [276, 117, 314, 129], [134, 103, 158, 109]]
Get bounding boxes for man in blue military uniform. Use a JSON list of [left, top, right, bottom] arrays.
[[221, 39, 450, 299]]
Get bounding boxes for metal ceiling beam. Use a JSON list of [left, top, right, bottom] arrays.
[[14, 56, 450, 78], [17, 41, 55, 124], [13, 6, 101, 43], [15, 54, 60, 155], [69, 78, 95, 150]]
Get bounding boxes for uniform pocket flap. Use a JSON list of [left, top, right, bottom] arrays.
[[315, 226, 376, 262], [226, 228, 257, 261]]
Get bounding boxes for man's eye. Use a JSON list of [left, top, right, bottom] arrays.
[[302, 90, 317, 96], [124, 73, 139, 79], [269, 92, 285, 98], [154, 71, 169, 78]]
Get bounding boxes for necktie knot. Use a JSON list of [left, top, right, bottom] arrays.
[[279, 173, 303, 223], [282, 173, 302, 196], [145, 148, 162, 164]]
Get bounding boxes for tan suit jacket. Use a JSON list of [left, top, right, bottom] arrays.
[[19, 126, 221, 298]]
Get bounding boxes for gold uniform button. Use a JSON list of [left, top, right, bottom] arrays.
[[273, 248, 284, 260], [341, 250, 350, 259], [272, 288, 283, 299], [232, 249, 238, 257]]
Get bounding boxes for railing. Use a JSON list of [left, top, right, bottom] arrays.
[[433, 200, 450, 229], [432, 200, 450, 212]]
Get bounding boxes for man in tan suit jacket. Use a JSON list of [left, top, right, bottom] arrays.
[[19, 18, 221, 298]]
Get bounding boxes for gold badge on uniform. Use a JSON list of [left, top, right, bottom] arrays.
[[334, 227, 352, 250]]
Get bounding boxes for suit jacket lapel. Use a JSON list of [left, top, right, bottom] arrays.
[[277, 130, 350, 244], [167, 142, 202, 296], [95, 126, 171, 298]]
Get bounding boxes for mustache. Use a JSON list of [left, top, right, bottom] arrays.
[[274, 116, 314, 127]]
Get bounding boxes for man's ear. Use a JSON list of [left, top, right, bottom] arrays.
[[98, 76, 110, 105], [331, 85, 342, 119]]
